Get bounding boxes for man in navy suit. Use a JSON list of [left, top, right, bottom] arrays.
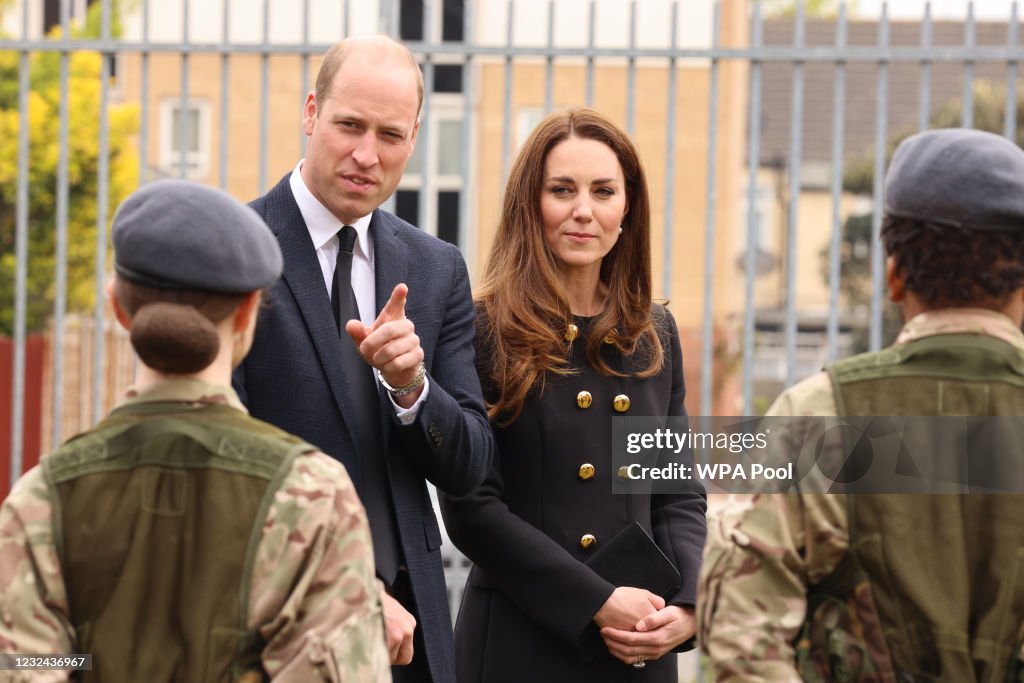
[[234, 35, 494, 683]]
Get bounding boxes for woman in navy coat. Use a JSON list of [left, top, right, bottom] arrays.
[[440, 108, 707, 682]]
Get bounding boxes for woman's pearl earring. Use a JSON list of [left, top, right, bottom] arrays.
[[618, 225, 623, 235]]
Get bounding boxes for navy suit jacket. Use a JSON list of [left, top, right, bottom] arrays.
[[234, 174, 494, 683]]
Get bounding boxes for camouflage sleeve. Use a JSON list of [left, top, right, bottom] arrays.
[[696, 492, 848, 682], [249, 451, 390, 682], [0, 467, 75, 683]]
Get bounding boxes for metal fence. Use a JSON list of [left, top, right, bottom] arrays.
[[3, 0, 1024, 492]]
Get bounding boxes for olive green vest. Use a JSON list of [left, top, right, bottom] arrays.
[[42, 401, 316, 683], [797, 334, 1024, 683]]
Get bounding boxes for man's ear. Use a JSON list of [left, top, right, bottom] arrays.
[[233, 291, 262, 332], [302, 92, 318, 137], [886, 256, 906, 302], [107, 280, 132, 331]]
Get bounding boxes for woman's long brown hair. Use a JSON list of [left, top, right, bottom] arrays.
[[476, 108, 663, 424]]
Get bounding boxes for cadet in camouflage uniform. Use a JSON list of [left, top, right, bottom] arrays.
[[0, 180, 390, 682], [698, 128, 1024, 682]]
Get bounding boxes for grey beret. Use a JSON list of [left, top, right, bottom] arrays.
[[113, 180, 283, 293], [885, 128, 1024, 233]]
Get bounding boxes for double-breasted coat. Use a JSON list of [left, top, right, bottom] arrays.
[[440, 307, 707, 683]]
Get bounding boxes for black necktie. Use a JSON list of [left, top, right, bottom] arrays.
[[331, 225, 401, 584], [331, 225, 359, 332]]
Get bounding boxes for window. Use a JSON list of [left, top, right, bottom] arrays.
[[43, 0, 61, 35], [739, 180, 779, 252], [399, 0, 424, 41], [433, 65, 463, 94], [441, 0, 464, 42], [394, 0, 468, 249], [396, 189, 419, 228], [397, 107, 469, 247], [517, 108, 545, 149], [159, 100, 211, 179], [436, 119, 463, 176], [400, 0, 464, 44], [436, 191, 460, 246], [43, 0, 93, 37]]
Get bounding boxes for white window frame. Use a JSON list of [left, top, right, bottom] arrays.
[[158, 99, 211, 180], [399, 94, 469, 237]]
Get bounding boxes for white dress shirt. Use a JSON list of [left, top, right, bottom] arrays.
[[289, 160, 428, 423]]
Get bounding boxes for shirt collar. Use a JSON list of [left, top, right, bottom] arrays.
[[895, 308, 1024, 350], [119, 378, 248, 413], [289, 160, 373, 257]]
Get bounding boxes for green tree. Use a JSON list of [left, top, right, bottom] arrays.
[[824, 80, 1023, 350], [0, 3, 138, 336]]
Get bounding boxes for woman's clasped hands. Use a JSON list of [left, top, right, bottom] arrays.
[[593, 587, 697, 666]]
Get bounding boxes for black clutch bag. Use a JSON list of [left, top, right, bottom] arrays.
[[585, 521, 680, 596], [574, 521, 681, 661]]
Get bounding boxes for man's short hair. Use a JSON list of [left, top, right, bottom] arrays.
[[314, 35, 424, 116]]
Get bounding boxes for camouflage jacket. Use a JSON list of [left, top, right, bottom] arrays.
[[0, 379, 390, 683], [697, 309, 1024, 682]]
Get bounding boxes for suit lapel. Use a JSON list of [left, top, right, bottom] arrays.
[[369, 210, 410, 444], [370, 210, 410, 319], [269, 178, 372, 451]]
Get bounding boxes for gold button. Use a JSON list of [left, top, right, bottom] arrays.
[[564, 323, 579, 342], [617, 465, 630, 480], [576, 391, 593, 409], [613, 394, 631, 412], [579, 534, 597, 550], [603, 330, 617, 345], [578, 463, 595, 480]]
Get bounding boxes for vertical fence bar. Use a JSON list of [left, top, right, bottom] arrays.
[[962, 2, 975, 128], [742, 2, 763, 416], [1006, 3, 1019, 140], [219, 0, 230, 189], [869, 4, 889, 352], [419, 0, 434, 234], [919, 3, 931, 132], [10, 0, 31, 486], [660, 1, 678, 301], [544, 0, 554, 114], [783, 3, 805, 388], [501, 0, 514, 176], [379, 0, 398, 217], [699, 1, 721, 426], [259, 0, 270, 194], [459, 0, 475, 256], [139, 0, 150, 184], [178, 0, 191, 178], [93, 0, 113, 424], [134, 0, 150, 382], [626, 0, 636, 135], [826, 3, 847, 363], [585, 0, 595, 107], [52, 0, 71, 446], [343, 0, 350, 37], [300, 0, 310, 156]]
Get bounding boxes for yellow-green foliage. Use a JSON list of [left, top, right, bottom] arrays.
[[0, 17, 139, 336]]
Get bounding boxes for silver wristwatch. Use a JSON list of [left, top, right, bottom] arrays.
[[377, 362, 427, 397]]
